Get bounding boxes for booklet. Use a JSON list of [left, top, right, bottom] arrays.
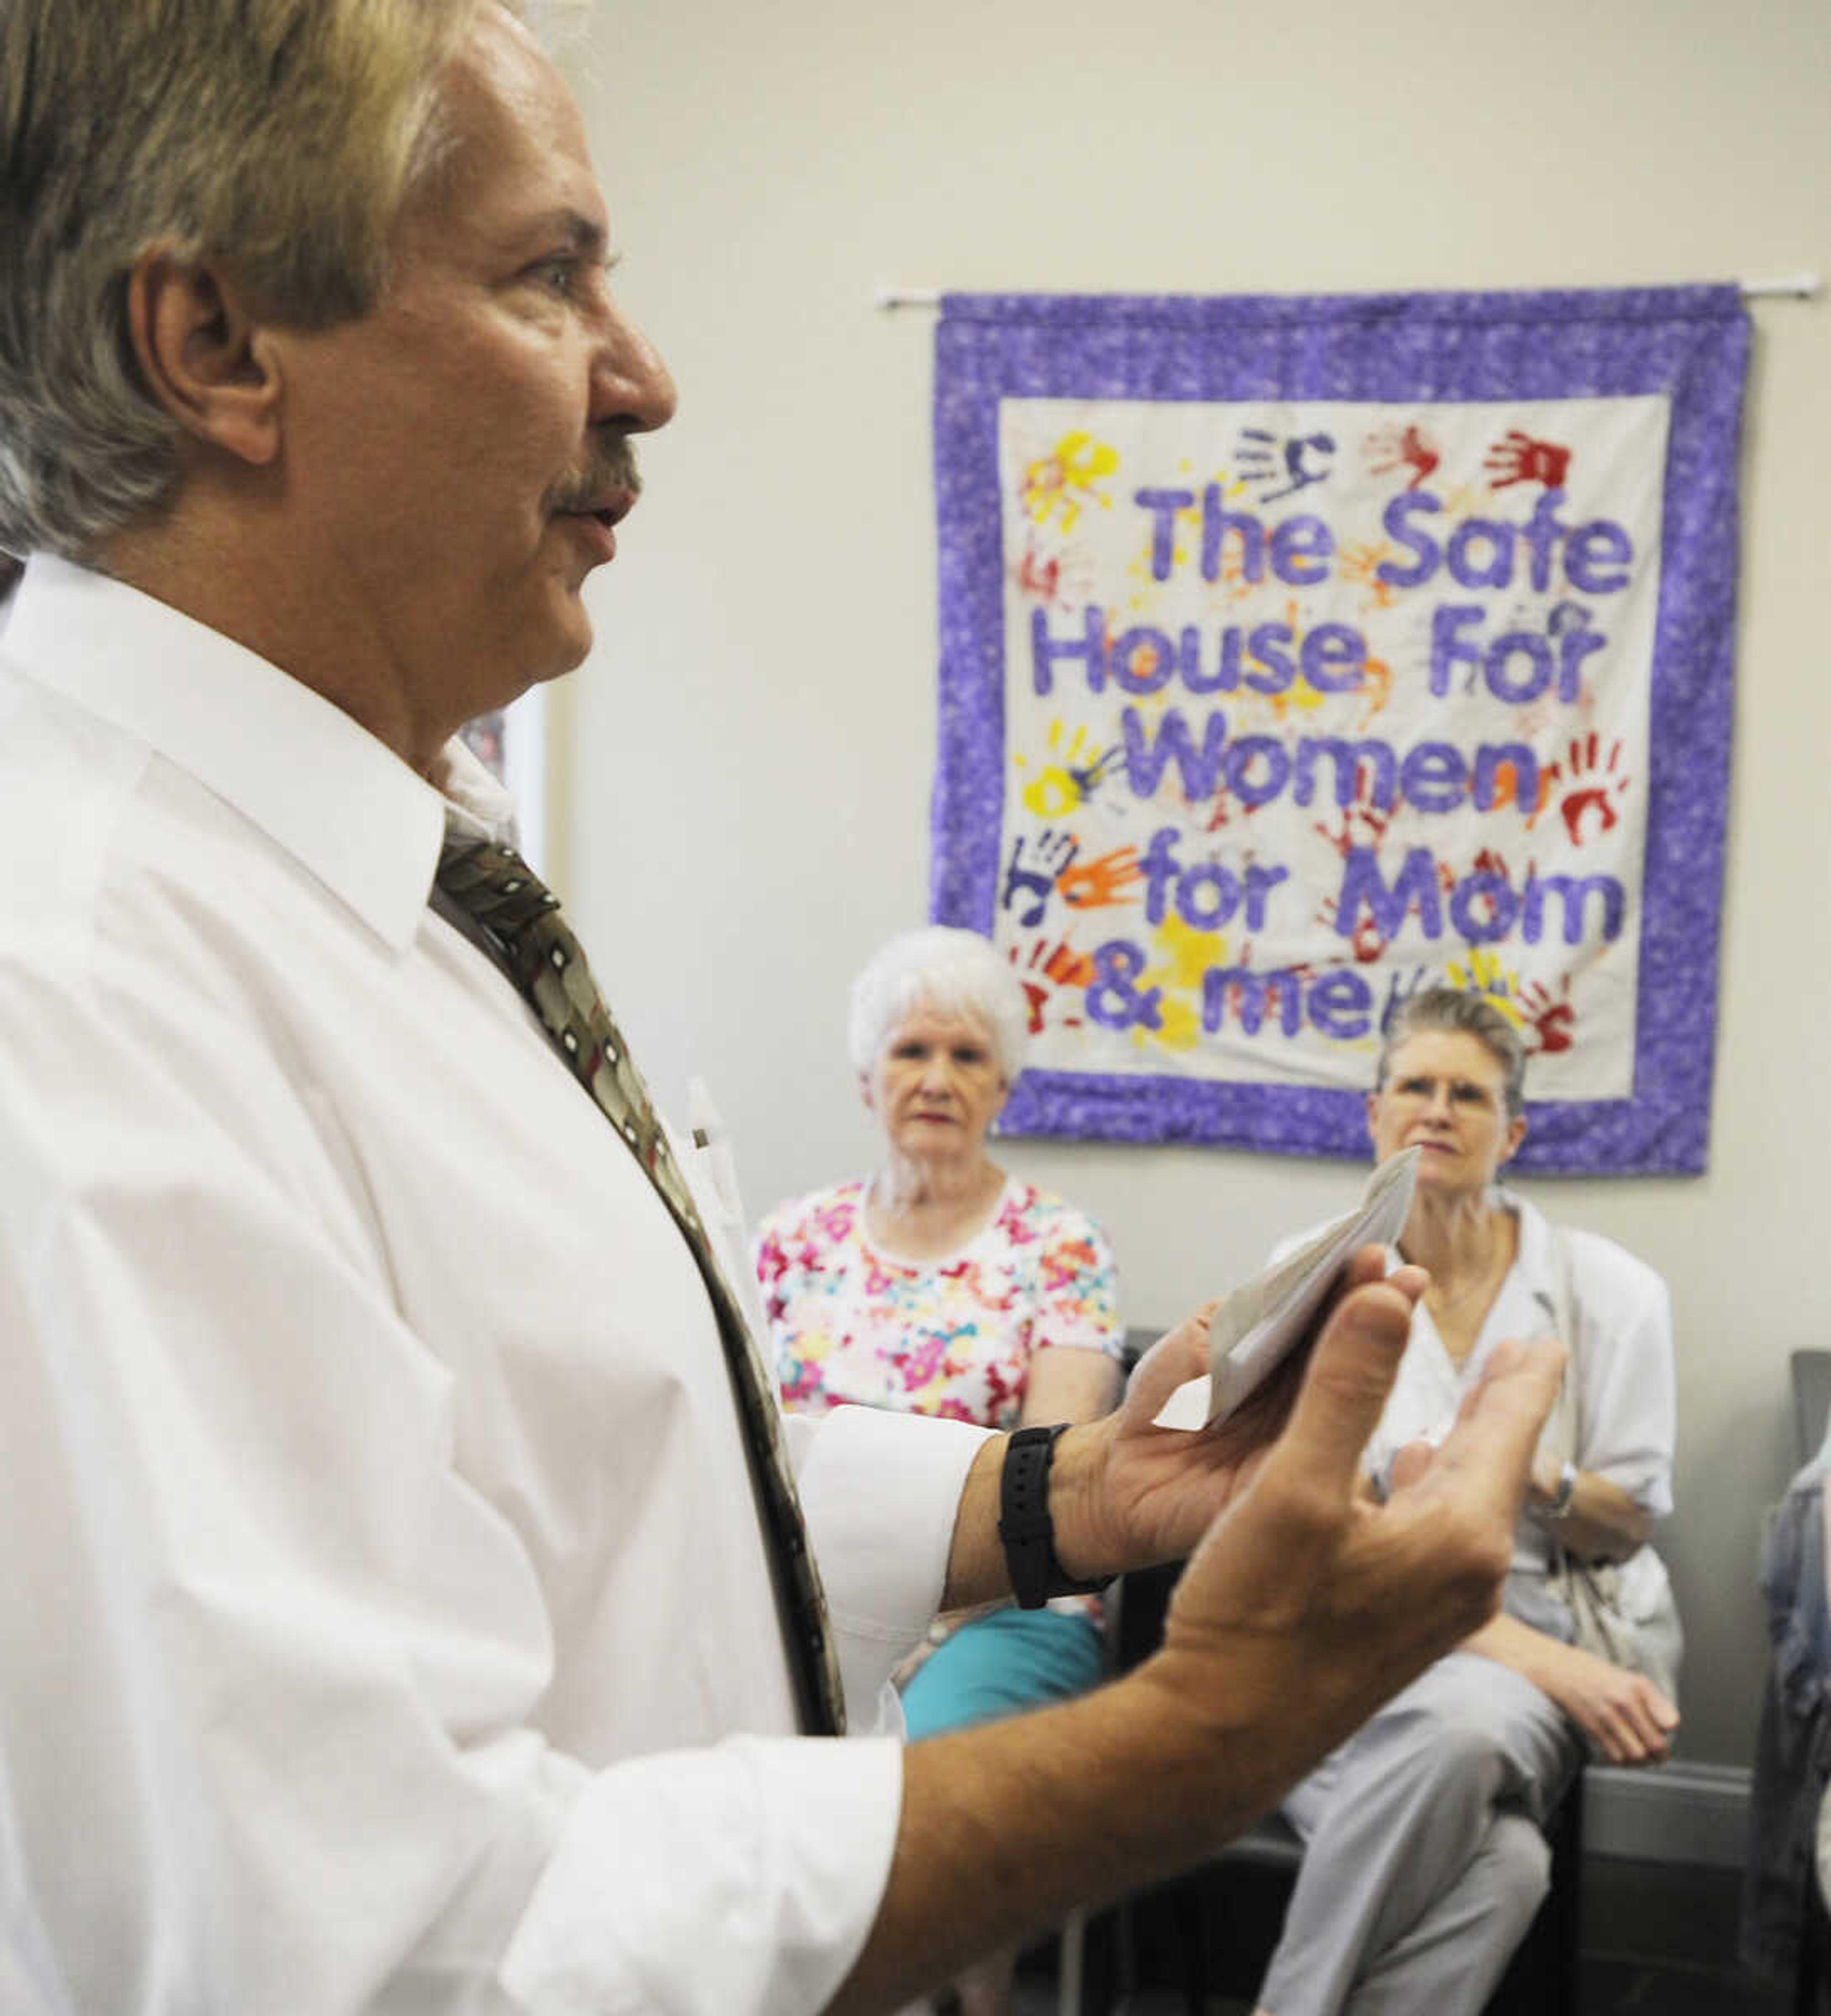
[[1152, 1145, 1422, 1431]]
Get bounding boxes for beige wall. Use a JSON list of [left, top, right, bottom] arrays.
[[551, 0, 1831, 1767]]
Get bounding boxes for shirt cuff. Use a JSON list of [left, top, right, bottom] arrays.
[[1587, 1457, 1673, 1518], [787, 1406, 995, 1728], [500, 1733, 903, 2016]]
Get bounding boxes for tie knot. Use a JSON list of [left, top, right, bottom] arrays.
[[435, 836, 561, 938]]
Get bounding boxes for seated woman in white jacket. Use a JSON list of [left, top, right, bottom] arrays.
[[1252, 986, 1679, 2016]]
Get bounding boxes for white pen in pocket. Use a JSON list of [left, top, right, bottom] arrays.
[[685, 1075, 746, 1227]]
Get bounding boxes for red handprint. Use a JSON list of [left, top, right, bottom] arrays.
[[1313, 793, 1395, 862], [1517, 975, 1577, 1055], [1016, 545, 1061, 602], [1485, 431, 1572, 490], [1059, 845, 1145, 910], [1366, 423, 1441, 492], [1203, 791, 1265, 835], [1314, 895, 1387, 964], [1009, 937, 1094, 1033], [1543, 734, 1630, 846]]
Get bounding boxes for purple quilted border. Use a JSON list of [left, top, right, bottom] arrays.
[[929, 286, 1748, 1174]]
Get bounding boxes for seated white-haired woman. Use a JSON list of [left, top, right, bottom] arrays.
[[754, 926, 1124, 2014]]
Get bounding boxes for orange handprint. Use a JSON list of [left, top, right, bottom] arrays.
[[1059, 845, 1145, 910]]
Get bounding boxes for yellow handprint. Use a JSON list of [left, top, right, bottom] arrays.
[[1446, 946, 1523, 1022], [1020, 432, 1121, 535]]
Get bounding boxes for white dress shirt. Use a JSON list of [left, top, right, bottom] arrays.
[[0, 556, 990, 2015]]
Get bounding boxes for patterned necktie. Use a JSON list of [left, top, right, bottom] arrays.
[[434, 834, 845, 1737]]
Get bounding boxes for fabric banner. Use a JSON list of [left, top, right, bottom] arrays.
[[930, 286, 1747, 1174]]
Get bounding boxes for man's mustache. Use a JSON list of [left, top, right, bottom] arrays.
[[551, 438, 642, 514]]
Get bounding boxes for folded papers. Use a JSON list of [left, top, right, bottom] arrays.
[[1153, 1146, 1422, 1431]]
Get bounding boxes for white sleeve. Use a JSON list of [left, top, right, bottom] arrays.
[[499, 1375, 990, 2016], [787, 1405, 995, 1731], [499, 1735, 904, 2016], [0, 989, 932, 2016], [1568, 1231, 1677, 1516]]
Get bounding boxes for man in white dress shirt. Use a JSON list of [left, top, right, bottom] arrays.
[[0, 4, 1565, 2011]]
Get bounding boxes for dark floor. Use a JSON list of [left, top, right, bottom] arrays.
[[1012, 1855, 1792, 2014]]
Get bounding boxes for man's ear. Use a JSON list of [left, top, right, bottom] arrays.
[[125, 247, 284, 467]]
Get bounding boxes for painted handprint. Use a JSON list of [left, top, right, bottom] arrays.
[[1312, 774, 1402, 957], [1009, 936, 1095, 1034], [1446, 944, 1519, 1008], [1059, 845, 1145, 911], [1313, 784, 1396, 862], [1516, 973, 1577, 1055], [1016, 721, 1126, 821], [1314, 893, 1388, 965], [1019, 431, 1120, 535], [1366, 422, 1440, 493], [1543, 734, 1631, 846], [1201, 790, 1261, 836], [1236, 427, 1336, 504], [1001, 828, 1079, 928], [1015, 545, 1061, 603], [1485, 431, 1572, 490]]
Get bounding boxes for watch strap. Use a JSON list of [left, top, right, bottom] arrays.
[[998, 1424, 1114, 1609]]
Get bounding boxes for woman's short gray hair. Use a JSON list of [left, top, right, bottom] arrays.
[[1375, 986, 1528, 1117], [0, 0, 509, 560], [847, 927, 1030, 1082]]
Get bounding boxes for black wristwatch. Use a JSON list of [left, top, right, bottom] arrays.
[[998, 1424, 1116, 1610]]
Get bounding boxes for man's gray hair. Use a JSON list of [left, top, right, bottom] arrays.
[[847, 927, 1031, 1083], [1375, 985, 1529, 1118], [0, 0, 514, 560]]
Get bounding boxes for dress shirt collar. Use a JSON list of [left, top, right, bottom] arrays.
[[1493, 1187, 1550, 1292], [2, 554, 518, 951]]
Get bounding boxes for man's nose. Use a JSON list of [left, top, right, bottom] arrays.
[[589, 302, 677, 434]]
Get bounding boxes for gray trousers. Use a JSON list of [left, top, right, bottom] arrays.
[[1258, 1651, 1579, 2016]]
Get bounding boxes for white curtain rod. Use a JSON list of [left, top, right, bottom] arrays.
[[874, 274, 1821, 311]]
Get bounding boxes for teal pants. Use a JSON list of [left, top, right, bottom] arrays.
[[901, 1605, 1103, 1740]]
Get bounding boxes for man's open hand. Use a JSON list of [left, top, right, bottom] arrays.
[[1132, 1275, 1565, 1812], [1049, 1246, 1409, 1584]]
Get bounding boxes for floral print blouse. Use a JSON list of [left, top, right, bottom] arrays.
[[754, 1176, 1122, 1427]]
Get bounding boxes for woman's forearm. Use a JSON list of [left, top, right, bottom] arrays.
[[1528, 1458, 1652, 1561], [1018, 1342, 1124, 1429]]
